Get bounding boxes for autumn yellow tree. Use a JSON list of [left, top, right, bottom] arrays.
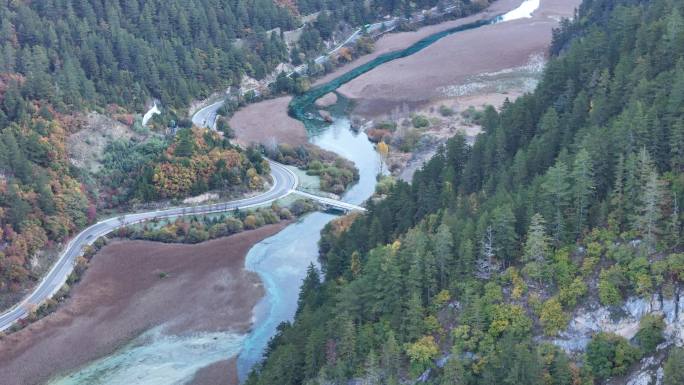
[[406, 335, 439, 375], [377, 141, 389, 174], [539, 297, 568, 336]]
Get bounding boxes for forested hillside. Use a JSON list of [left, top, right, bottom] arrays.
[[246, 0, 684, 384], [0, 0, 473, 112], [0, 0, 294, 110], [0, 0, 298, 300]]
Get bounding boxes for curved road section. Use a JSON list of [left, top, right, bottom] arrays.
[[192, 99, 222, 129], [0, 161, 298, 332]]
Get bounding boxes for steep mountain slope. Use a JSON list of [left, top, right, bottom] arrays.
[[246, 0, 684, 384]]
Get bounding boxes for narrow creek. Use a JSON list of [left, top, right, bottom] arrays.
[[48, 1, 541, 384]]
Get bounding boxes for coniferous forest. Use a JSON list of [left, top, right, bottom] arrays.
[[245, 0, 684, 384]]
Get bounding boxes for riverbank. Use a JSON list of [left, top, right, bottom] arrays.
[[236, 116, 382, 380], [190, 358, 238, 385], [0, 223, 288, 385], [312, 0, 525, 89]]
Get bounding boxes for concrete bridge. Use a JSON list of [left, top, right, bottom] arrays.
[[291, 190, 366, 213]]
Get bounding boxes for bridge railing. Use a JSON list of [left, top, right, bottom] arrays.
[[291, 189, 366, 212]]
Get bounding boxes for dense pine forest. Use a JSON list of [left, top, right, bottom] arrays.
[[0, 0, 294, 110], [246, 0, 684, 384]]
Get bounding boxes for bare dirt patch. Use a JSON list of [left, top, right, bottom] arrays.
[[0, 223, 288, 385], [229, 96, 307, 147], [67, 112, 146, 173]]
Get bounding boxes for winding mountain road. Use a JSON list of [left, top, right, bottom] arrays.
[[0, 161, 299, 332]]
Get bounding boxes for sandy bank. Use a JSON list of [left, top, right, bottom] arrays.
[[0, 223, 288, 385], [190, 358, 238, 385], [315, 92, 338, 108], [338, 0, 581, 118]]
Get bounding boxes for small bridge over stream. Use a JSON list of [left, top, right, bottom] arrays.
[[291, 190, 366, 213]]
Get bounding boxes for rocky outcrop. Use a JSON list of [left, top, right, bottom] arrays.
[[67, 112, 145, 173], [555, 289, 683, 354], [607, 354, 667, 385], [554, 288, 682, 385]]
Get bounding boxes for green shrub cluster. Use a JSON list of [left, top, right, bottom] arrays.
[[266, 144, 359, 194], [585, 332, 642, 379], [122, 204, 307, 244]]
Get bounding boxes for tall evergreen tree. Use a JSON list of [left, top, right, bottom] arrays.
[[635, 169, 664, 251], [571, 148, 594, 237], [542, 160, 571, 244], [523, 214, 550, 264], [491, 204, 518, 264], [433, 223, 454, 289]]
